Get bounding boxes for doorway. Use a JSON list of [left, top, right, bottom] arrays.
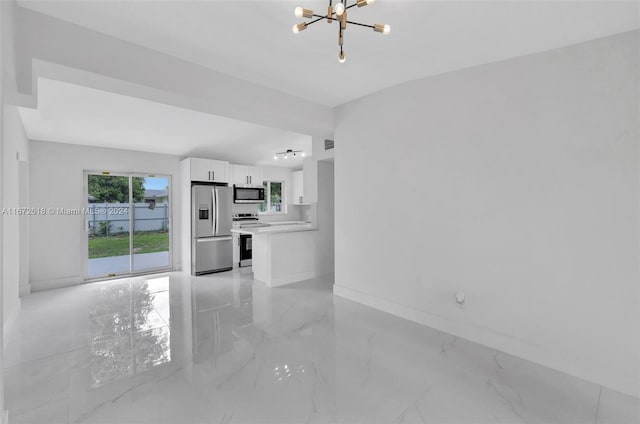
[[85, 172, 172, 279]]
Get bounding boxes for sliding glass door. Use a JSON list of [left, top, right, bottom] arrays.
[[132, 176, 171, 273], [86, 172, 171, 279]]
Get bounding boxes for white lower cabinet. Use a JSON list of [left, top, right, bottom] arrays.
[[232, 233, 240, 267]]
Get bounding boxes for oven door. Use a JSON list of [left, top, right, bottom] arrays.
[[239, 234, 252, 267], [234, 186, 265, 204]]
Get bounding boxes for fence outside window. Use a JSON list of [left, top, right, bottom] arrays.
[[87, 203, 169, 236]]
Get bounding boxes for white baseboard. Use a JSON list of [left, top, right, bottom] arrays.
[[18, 283, 30, 297], [3, 299, 20, 336], [30, 275, 82, 292], [265, 271, 319, 288], [332, 284, 640, 399], [333, 284, 498, 343]]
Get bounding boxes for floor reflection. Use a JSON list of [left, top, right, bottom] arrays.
[[89, 276, 171, 387], [188, 276, 254, 365], [274, 364, 306, 382], [6, 270, 628, 424]]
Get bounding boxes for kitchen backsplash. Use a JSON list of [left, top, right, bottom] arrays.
[[232, 202, 304, 222]]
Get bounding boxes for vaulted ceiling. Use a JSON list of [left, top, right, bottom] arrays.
[[17, 1, 640, 107], [14, 1, 639, 165]]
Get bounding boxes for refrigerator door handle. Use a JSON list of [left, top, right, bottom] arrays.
[[196, 237, 232, 242], [214, 188, 220, 236], [211, 188, 218, 236]]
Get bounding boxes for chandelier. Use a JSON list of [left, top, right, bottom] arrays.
[[292, 0, 390, 63], [274, 149, 306, 160]]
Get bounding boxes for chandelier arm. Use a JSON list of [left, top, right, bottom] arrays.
[[312, 13, 333, 19], [307, 16, 327, 26], [345, 20, 375, 29], [345, 2, 358, 11]]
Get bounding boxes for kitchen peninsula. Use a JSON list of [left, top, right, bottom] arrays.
[[231, 223, 319, 287]]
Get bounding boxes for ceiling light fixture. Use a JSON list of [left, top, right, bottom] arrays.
[[274, 149, 305, 160], [292, 0, 390, 63]]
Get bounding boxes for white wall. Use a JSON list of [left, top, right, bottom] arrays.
[[297, 138, 335, 278], [0, 1, 5, 419], [29, 141, 182, 291], [303, 135, 334, 205], [2, 105, 28, 321], [0, 1, 18, 419], [334, 30, 639, 398], [316, 160, 334, 277]]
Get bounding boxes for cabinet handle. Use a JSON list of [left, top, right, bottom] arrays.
[[212, 171, 215, 181]]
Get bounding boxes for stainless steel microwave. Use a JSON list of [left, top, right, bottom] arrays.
[[233, 186, 265, 203]]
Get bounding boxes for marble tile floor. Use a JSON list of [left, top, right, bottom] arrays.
[[4, 270, 639, 424]]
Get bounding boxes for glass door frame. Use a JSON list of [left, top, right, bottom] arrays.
[[82, 170, 173, 282]]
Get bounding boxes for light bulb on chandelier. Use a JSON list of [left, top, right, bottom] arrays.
[[373, 23, 391, 34], [292, 22, 308, 34], [295, 7, 314, 18]]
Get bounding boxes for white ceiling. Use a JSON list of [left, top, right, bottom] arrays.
[[15, 1, 639, 164], [18, 78, 311, 168], [17, 0, 640, 107]]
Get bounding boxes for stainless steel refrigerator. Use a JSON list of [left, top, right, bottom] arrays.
[[191, 183, 233, 275]]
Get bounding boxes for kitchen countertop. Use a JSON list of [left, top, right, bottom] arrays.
[[231, 222, 316, 235]]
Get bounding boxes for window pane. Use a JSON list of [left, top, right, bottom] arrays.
[[87, 174, 130, 278], [132, 176, 170, 272], [257, 182, 268, 212], [270, 182, 282, 212]]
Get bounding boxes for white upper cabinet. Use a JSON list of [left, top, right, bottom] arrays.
[[292, 170, 304, 204], [188, 158, 230, 183], [231, 164, 263, 186], [189, 158, 211, 181], [247, 166, 263, 186], [210, 160, 229, 183], [232, 165, 249, 186]]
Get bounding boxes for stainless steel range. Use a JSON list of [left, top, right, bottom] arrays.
[[232, 213, 269, 267]]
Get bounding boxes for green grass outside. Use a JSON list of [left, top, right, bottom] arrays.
[[89, 231, 169, 259]]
